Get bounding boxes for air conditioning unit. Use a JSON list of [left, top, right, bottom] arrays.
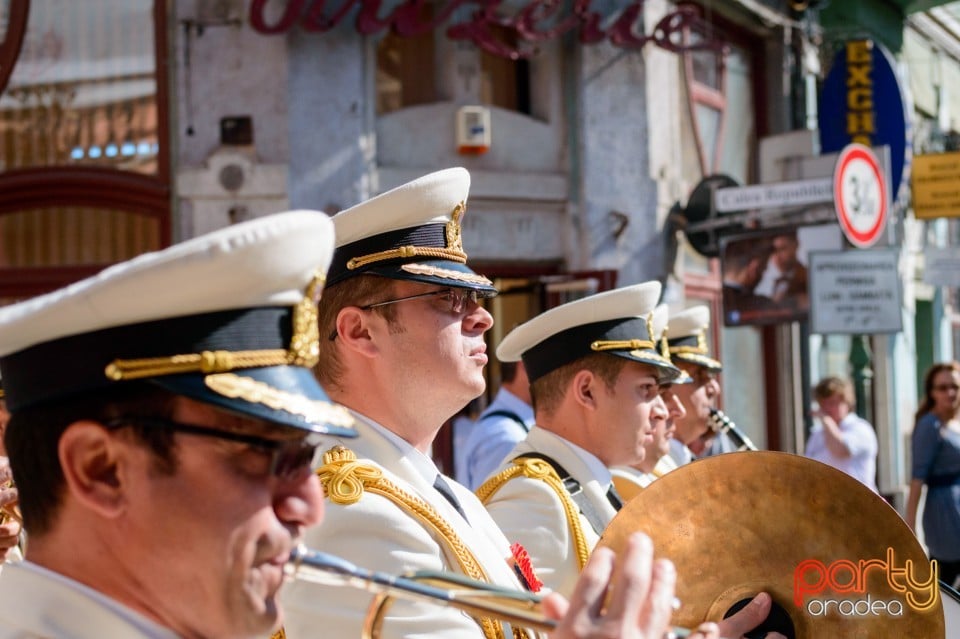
[[456, 106, 491, 155]]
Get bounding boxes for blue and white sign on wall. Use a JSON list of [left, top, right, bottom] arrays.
[[819, 40, 910, 206]]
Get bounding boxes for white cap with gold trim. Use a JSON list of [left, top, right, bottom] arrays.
[[496, 282, 680, 383], [326, 168, 497, 294], [666, 305, 723, 372], [0, 211, 355, 437]]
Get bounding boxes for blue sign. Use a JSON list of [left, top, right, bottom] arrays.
[[819, 40, 910, 205]]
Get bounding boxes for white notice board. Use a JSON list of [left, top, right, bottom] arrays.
[[809, 249, 902, 334]]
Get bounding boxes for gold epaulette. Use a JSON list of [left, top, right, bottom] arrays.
[[475, 457, 590, 572], [315, 445, 532, 639]]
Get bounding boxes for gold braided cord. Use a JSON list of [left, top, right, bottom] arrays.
[[475, 458, 590, 572], [590, 339, 655, 352], [668, 331, 708, 355], [104, 349, 291, 381], [268, 629, 286, 639], [104, 272, 326, 381], [317, 446, 512, 639], [347, 246, 467, 271]]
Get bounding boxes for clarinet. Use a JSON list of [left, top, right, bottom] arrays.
[[707, 408, 759, 451]]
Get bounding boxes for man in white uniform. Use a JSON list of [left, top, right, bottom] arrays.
[[475, 283, 677, 596], [611, 306, 689, 497], [475, 288, 779, 639], [0, 212, 359, 637], [281, 169, 750, 639], [665, 306, 724, 467]]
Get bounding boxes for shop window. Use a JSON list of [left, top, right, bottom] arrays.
[[0, 0, 160, 175], [376, 20, 531, 116], [0, 0, 168, 299]]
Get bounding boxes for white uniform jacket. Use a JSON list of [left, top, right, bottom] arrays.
[[610, 465, 653, 492], [0, 561, 177, 638], [281, 412, 538, 639], [480, 427, 618, 598]]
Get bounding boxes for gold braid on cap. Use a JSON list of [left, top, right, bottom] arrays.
[[476, 458, 590, 572], [590, 338, 655, 352], [668, 330, 708, 355], [345, 202, 469, 270], [104, 272, 326, 381], [317, 446, 532, 639]]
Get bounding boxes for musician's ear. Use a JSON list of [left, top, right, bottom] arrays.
[[571, 369, 598, 409]]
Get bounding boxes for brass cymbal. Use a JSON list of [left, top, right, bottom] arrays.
[[597, 451, 945, 638]]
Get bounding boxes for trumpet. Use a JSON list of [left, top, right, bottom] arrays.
[[707, 408, 758, 452], [284, 545, 693, 639]]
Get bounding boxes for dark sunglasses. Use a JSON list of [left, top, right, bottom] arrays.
[[329, 287, 497, 340], [106, 416, 318, 482], [361, 287, 496, 314]]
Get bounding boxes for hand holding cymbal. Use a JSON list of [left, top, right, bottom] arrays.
[[598, 451, 945, 638]]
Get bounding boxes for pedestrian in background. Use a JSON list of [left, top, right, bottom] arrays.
[[461, 359, 534, 489], [804, 376, 878, 492], [906, 361, 960, 589]]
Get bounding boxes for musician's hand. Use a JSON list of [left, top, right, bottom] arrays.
[[543, 532, 678, 638], [713, 592, 786, 639]]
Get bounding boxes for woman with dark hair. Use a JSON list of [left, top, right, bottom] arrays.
[[906, 361, 960, 588]]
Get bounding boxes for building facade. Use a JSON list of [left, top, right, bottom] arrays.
[[2, 0, 959, 510]]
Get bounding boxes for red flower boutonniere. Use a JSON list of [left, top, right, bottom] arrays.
[[510, 542, 543, 593]]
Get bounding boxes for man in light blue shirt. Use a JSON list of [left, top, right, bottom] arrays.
[[461, 360, 535, 489]]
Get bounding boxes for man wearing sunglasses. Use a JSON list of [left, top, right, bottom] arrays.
[[0, 211, 359, 637], [281, 168, 541, 639], [280, 169, 774, 639]]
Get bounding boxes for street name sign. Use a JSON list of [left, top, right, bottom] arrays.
[[714, 178, 833, 213]]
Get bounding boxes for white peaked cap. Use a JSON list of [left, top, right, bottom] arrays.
[[666, 305, 722, 371], [496, 281, 680, 383], [0, 211, 355, 437], [327, 167, 496, 293]]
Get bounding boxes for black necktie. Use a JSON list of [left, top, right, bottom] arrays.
[[433, 474, 470, 523], [606, 483, 624, 511]]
